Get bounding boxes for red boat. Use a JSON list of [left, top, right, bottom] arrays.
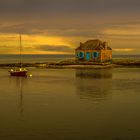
[[9, 34, 28, 77], [9, 67, 28, 76]]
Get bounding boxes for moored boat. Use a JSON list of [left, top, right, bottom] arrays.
[[9, 67, 28, 76], [9, 34, 28, 77]]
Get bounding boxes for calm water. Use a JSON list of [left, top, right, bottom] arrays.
[[0, 68, 140, 140], [0, 54, 140, 63], [0, 54, 75, 63]]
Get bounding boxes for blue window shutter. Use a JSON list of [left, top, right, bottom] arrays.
[[86, 52, 90, 60], [93, 52, 99, 58], [76, 53, 79, 58], [96, 52, 99, 57], [78, 52, 84, 58]]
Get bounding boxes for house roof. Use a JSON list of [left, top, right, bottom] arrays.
[[76, 39, 112, 50]]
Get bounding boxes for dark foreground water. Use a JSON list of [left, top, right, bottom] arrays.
[[0, 68, 140, 140]]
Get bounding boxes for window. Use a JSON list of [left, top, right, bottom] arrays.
[[78, 52, 84, 58], [92, 52, 99, 58]]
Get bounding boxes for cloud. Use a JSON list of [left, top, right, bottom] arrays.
[[0, 0, 140, 14], [0, 0, 140, 54], [0, 45, 19, 54], [0, 0, 139, 23], [37, 45, 73, 53], [102, 24, 140, 36], [113, 48, 135, 52]]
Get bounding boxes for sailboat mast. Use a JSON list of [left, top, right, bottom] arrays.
[[19, 34, 22, 66]]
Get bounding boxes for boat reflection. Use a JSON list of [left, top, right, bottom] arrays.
[[75, 69, 112, 103], [9, 76, 27, 116]]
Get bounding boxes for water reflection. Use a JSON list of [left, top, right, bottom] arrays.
[[76, 69, 112, 79], [9, 76, 27, 116], [75, 69, 112, 103]]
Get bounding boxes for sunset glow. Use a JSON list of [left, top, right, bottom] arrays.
[[0, 33, 72, 54], [0, 0, 139, 54]]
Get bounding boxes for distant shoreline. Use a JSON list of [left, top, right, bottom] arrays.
[[0, 54, 140, 65], [1, 58, 140, 69]]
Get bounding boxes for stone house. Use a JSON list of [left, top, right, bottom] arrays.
[[75, 39, 112, 62]]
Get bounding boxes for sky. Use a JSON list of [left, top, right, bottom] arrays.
[[0, 0, 140, 54]]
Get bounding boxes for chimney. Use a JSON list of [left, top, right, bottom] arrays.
[[103, 42, 108, 49]]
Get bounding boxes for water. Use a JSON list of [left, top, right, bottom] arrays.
[[0, 68, 140, 140], [0, 54, 75, 63], [0, 54, 140, 64]]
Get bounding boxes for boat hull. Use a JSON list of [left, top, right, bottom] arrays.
[[10, 71, 27, 76]]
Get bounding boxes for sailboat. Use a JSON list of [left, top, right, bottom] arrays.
[[9, 34, 28, 76]]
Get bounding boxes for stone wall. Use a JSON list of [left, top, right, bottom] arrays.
[[100, 50, 112, 62], [75, 50, 101, 62], [75, 49, 112, 62]]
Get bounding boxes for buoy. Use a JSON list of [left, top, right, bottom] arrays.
[[29, 74, 33, 77]]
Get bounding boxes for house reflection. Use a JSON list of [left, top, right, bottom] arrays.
[[76, 69, 112, 79], [9, 76, 27, 116], [75, 69, 112, 103]]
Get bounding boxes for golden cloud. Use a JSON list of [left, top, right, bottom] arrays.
[[113, 48, 135, 52]]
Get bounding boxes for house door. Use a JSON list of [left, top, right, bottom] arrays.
[[86, 52, 90, 61]]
